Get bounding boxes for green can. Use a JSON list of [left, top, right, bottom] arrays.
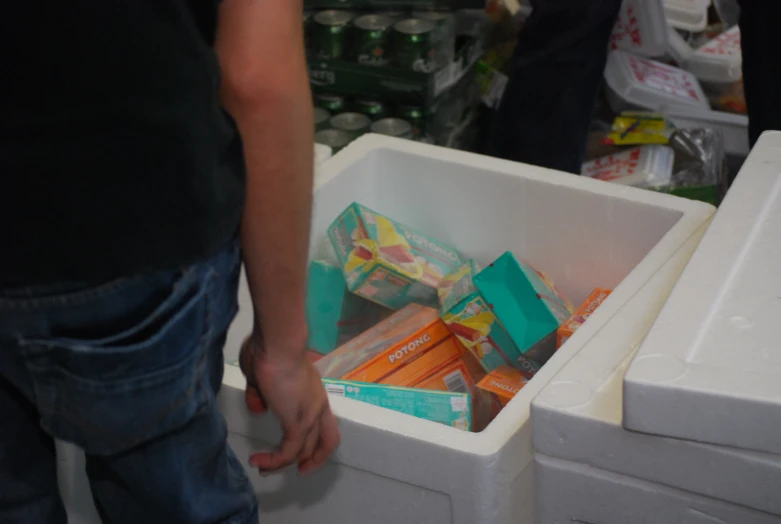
[[351, 14, 394, 67], [392, 18, 437, 73], [312, 10, 354, 59], [315, 129, 353, 154], [370, 118, 413, 140], [354, 99, 389, 120], [313, 93, 347, 113], [314, 107, 331, 131], [398, 105, 426, 138], [329, 112, 372, 138]]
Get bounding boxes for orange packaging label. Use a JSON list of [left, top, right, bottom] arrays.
[[556, 288, 612, 349], [315, 304, 452, 382], [381, 337, 465, 388], [416, 358, 476, 394], [477, 366, 528, 406]]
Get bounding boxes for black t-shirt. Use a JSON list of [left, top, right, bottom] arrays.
[[0, 1, 245, 287]]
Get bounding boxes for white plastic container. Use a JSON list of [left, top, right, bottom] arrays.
[[664, 0, 710, 32], [531, 221, 781, 517], [666, 26, 694, 65], [581, 145, 675, 188], [610, 0, 668, 57], [536, 454, 781, 524], [684, 26, 742, 85], [662, 104, 749, 156], [624, 131, 781, 455], [219, 134, 714, 524], [605, 50, 710, 113]]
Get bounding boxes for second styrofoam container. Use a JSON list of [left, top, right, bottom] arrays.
[[664, 0, 710, 32], [624, 130, 781, 456], [684, 26, 742, 86], [219, 134, 714, 524], [611, 0, 668, 57], [582, 145, 675, 188], [605, 50, 710, 113]]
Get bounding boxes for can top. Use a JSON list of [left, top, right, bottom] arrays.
[[394, 18, 436, 35], [315, 129, 352, 148], [411, 11, 450, 22], [330, 112, 372, 131], [314, 10, 354, 27], [354, 14, 396, 31], [314, 107, 331, 122], [371, 118, 413, 136]]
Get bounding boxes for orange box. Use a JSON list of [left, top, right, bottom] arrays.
[[477, 366, 529, 407], [556, 288, 612, 349], [416, 358, 476, 394], [380, 335, 464, 387], [315, 304, 452, 383]]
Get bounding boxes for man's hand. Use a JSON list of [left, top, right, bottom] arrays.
[[239, 335, 340, 475]]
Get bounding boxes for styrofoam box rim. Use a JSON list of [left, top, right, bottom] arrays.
[[624, 131, 781, 454], [605, 50, 709, 112], [664, 0, 709, 32], [224, 134, 714, 458]]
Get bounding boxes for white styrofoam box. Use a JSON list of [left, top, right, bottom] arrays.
[[666, 26, 694, 65], [684, 26, 742, 85], [582, 145, 675, 188], [604, 50, 710, 113], [219, 134, 714, 524], [624, 131, 781, 455], [531, 221, 781, 516], [535, 454, 781, 524], [663, 104, 749, 156], [611, 0, 668, 57], [664, 0, 710, 32], [314, 143, 332, 167]]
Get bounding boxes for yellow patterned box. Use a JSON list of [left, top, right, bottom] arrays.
[[328, 203, 464, 310]]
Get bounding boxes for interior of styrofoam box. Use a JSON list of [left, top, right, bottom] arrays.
[[624, 131, 781, 456], [662, 105, 749, 156], [219, 135, 713, 524], [531, 221, 781, 517], [664, 0, 709, 32], [611, 0, 668, 57], [535, 454, 781, 524]]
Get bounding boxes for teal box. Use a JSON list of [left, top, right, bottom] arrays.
[[322, 378, 472, 431], [328, 203, 463, 310], [473, 252, 573, 365], [438, 261, 540, 377], [306, 261, 390, 355]]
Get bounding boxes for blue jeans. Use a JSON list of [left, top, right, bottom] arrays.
[[0, 238, 258, 523]]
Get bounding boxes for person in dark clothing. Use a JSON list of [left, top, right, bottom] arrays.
[[0, 2, 339, 523]]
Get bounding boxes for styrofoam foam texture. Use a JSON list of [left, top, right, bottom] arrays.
[[535, 454, 781, 524], [684, 26, 742, 84], [611, 0, 668, 57], [219, 134, 714, 524], [662, 104, 749, 156], [624, 131, 781, 455], [604, 50, 710, 113], [531, 221, 781, 516], [664, 0, 710, 32]]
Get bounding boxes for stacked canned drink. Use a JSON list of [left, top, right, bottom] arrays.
[[304, 9, 455, 73], [313, 92, 427, 152]]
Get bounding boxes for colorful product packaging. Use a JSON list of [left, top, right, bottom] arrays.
[[306, 260, 391, 355], [438, 260, 540, 377], [323, 378, 472, 431], [328, 203, 464, 310], [477, 366, 529, 407], [474, 252, 573, 367], [557, 288, 613, 349]]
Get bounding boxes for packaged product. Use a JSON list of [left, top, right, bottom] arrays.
[[557, 288, 613, 348], [477, 366, 529, 407]]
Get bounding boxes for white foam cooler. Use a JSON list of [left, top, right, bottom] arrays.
[[531, 218, 781, 517], [219, 134, 714, 524], [624, 131, 781, 456], [610, 0, 668, 57]]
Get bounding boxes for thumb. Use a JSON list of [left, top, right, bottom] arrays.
[[245, 384, 267, 414]]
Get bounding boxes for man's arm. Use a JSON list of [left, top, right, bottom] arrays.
[[216, 0, 339, 476]]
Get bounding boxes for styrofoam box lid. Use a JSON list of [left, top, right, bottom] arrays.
[[624, 131, 781, 455], [611, 0, 669, 57], [536, 454, 781, 524], [531, 221, 781, 515], [662, 104, 749, 156], [684, 26, 742, 84], [219, 135, 714, 524], [664, 0, 709, 32], [605, 50, 710, 112], [582, 145, 674, 188]]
